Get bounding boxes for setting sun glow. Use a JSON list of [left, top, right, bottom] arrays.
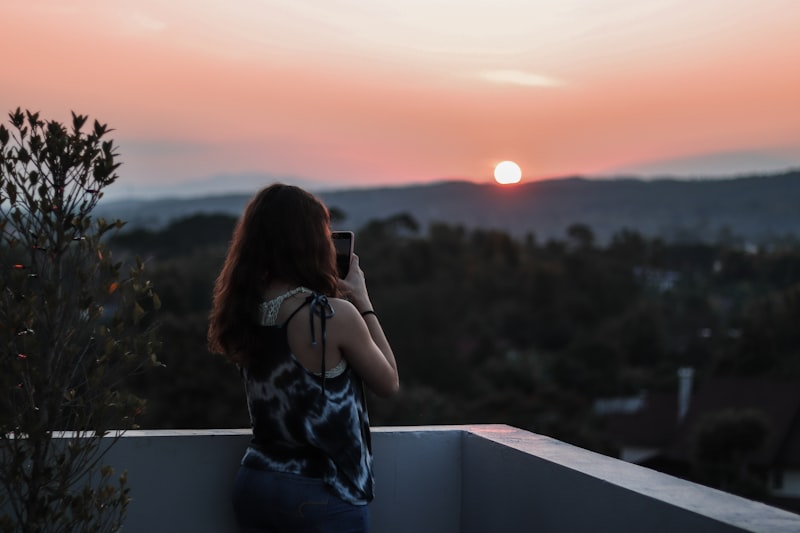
[[494, 161, 522, 185]]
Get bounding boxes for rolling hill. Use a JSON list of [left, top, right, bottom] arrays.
[[96, 170, 800, 244]]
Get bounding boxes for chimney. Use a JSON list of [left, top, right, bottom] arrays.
[[677, 367, 694, 422]]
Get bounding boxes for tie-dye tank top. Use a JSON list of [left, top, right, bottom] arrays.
[[239, 289, 374, 505]]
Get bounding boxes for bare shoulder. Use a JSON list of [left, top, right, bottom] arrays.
[[328, 297, 361, 319], [326, 297, 370, 343]]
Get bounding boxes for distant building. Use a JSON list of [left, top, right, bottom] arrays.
[[632, 266, 681, 292], [598, 373, 800, 514]]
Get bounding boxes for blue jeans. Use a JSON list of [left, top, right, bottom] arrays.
[[233, 466, 370, 533]]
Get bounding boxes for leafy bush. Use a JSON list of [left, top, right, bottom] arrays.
[[0, 109, 161, 532]]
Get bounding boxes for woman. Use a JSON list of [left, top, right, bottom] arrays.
[[208, 183, 399, 532]]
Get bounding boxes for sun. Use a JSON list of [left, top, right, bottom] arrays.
[[494, 161, 522, 185]]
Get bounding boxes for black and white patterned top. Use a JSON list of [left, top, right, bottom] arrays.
[[239, 288, 374, 505]]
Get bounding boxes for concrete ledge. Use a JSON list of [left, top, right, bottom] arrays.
[[463, 425, 800, 533], [96, 425, 800, 533]]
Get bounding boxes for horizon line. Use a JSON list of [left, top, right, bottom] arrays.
[[97, 167, 800, 204]]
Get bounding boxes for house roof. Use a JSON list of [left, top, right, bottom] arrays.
[[602, 391, 677, 448]]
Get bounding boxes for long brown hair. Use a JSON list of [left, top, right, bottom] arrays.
[[208, 183, 339, 365]]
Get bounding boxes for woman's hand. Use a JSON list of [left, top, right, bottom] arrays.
[[334, 254, 398, 396], [338, 254, 372, 313]]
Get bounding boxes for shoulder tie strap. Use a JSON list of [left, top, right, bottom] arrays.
[[307, 293, 335, 394]]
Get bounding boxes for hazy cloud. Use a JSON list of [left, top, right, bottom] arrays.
[[606, 149, 800, 179], [480, 70, 565, 88], [129, 11, 167, 32]]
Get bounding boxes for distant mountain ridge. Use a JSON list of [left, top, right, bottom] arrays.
[[96, 170, 800, 244]]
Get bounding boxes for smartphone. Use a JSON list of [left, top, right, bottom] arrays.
[[332, 231, 354, 279]]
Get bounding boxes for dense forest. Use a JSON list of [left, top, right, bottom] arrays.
[[112, 210, 800, 461]]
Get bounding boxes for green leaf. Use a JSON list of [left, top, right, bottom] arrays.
[[133, 302, 145, 324], [25, 110, 40, 126], [71, 111, 87, 132], [6, 181, 16, 204], [9, 107, 23, 127], [93, 120, 107, 137]]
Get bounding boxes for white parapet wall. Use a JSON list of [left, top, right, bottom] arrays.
[[87, 425, 800, 532]]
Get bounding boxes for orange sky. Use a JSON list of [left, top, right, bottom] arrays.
[[2, 0, 799, 197]]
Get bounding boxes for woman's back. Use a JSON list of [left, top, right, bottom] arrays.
[[241, 288, 374, 505]]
